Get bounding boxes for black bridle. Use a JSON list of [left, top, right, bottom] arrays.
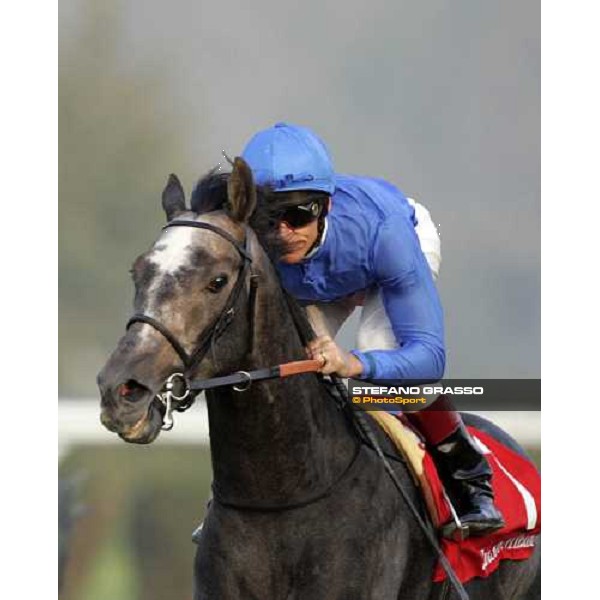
[[123, 218, 469, 597], [126, 220, 258, 427]]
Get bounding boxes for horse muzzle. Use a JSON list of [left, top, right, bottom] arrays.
[[98, 374, 166, 443]]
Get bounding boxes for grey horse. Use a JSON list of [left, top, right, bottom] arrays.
[[98, 158, 540, 599]]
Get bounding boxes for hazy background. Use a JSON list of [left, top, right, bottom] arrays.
[[59, 1, 539, 598], [60, 0, 539, 396]]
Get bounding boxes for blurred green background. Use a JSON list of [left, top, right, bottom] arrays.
[[59, 1, 197, 396], [59, 444, 540, 600], [59, 0, 540, 397], [60, 446, 212, 600], [59, 0, 539, 598]]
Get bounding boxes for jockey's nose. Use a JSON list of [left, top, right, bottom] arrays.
[[279, 221, 295, 236]]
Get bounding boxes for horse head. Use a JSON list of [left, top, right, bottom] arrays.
[[97, 158, 260, 443]]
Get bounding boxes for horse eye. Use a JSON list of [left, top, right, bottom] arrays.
[[207, 275, 228, 293]]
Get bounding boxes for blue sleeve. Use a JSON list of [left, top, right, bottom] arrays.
[[350, 216, 446, 383]]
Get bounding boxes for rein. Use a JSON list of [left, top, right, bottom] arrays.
[[125, 217, 469, 598], [338, 377, 470, 600], [125, 219, 326, 430]]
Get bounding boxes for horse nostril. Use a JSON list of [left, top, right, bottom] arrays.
[[116, 379, 151, 402]]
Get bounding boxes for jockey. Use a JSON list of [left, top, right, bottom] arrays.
[[241, 122, 505, 540]]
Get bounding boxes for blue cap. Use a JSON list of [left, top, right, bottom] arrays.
[[242, 122, 335, 194]]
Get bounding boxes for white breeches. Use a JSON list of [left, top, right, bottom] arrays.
[[305, 198, 441, 351]]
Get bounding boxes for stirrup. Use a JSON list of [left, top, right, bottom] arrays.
[[440, 492, 470, 541], [441, 520, 470, 541]]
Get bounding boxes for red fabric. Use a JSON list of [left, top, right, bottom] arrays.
[[419, 427, 541, 584], [404, 395, 462, 445]]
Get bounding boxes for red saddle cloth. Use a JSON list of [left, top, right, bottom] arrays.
[[420, 426, 541, 584]]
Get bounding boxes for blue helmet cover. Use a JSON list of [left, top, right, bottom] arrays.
[[242, 122, 335, 194]]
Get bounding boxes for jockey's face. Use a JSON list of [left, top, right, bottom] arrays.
[[279, 219, 320, 263], [276, 194, 331, 264]]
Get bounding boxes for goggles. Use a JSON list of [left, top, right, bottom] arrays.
[[277, 199, 326, 229]]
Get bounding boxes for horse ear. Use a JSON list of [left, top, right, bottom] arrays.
[[162, 174, 186, 221], [226, 157, 257, 223]]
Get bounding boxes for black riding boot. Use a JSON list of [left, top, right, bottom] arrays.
[[430, 423, 505, 540]]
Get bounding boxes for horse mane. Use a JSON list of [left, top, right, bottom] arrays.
[[191, 167, 289, 263], [190, 167, 229, 214], [190, 168, 316, 345]]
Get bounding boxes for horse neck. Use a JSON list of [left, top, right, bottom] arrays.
[[206, 251, 357, 505]]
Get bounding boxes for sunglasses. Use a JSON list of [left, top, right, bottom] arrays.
[[277, 200, 325, 228]]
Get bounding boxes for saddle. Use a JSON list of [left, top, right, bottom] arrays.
[[368, 411, 541, 584]]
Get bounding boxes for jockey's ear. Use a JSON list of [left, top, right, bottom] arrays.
[[162, 174, 187, 221], [227, 157, 257, 224]]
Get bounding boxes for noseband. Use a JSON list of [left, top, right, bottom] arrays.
[[126, 220, 257, 429], [122, 219, 470, 596]]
